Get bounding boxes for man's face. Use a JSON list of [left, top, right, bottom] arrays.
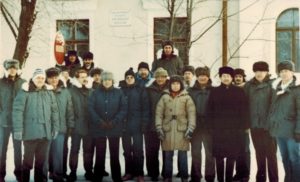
[[68, 55, 76, 63], [155, 76, 167, 86], [183, 71, 194, 82], [83, 59, 93, 68], [279, 69, 293, 83], [125, 75, 135, 85], [171, 82, 181, 92], [47, 76, 59, 88], [7, 67, 17, 77], [197, 75, 209, 85], [234, 75, 244, 85], [77, 73, 88, 86], [102, 80, 113, 88], [220, 74, 233, 86], [138, 68, 149, 79], [93, 74, 101, 83], [163, 45, 173, 56], [61, 71, 70, 80], [254, 71, 268, 82], [33, 76, 46, 89]]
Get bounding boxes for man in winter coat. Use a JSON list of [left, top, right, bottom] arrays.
[[183, 65, 196, 89], [88, 71, 127, 182], [56, 50, 81, 78], [151, 40, 183, 76], [232, 68, 251, 182], [119, 67, 149, 182], [188, 66, 215, 182], [135, 62, 152, 88], [90, 67, 103, 89], [145, 67, 169, 181], [244, 61, 278, 182], [45, 67, 75, 182], [67, 69, 93, 181], [12, 68, 59, 182], [0, 59, 25, 182], [268, 61, 300, 182], [207, 66, 248, 182], [156, 75, 196, 182], [81, 51, 95, 73]]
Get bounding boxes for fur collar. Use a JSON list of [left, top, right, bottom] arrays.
[[21, 81, 53, 92], [4, 70, 22, 78], [70, 77, 92, 89], [272, 75, 300, 90]]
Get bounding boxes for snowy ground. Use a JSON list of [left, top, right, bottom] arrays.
[[3, 137, 284, 182]]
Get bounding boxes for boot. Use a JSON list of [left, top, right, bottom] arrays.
[[22, 170, 30, 182], [137, 176, 145, 182], [163, 178, 172, 182], [181, 178, 188, 182]]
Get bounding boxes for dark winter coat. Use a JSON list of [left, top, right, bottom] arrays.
[[88, 85, 127, 137], [188, 80, 212, 131], [244, 76, 273, 129], [82, 62, 94, 74], [151, 55, 183, 76], [135, 72, 152, 88], [0, 75, 26, 127], [56, 57, 81, 78], [119, 81, 150, 134], [69, 79, 92, 136], [207, 83, 249, 158], [12, 81, 60, 140], [145, 80, 169, 131], [268, 76, 300, 138], [52, 81, 75, 133]]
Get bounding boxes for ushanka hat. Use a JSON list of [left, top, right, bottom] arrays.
[[277, 61, 295, 73], [154, 67, 168, 78], [195, 66, 210, 77], [253, 61, 269, 72], [3, 59, 20, 70], [218, 66, 234, 78]]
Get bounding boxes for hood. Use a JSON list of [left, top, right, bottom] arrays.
[[21, 80, 53, 92]]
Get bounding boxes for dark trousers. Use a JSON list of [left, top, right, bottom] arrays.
[[63, 134, 69, 175], [69, 133, 93, 174], [216, 157, 235, 182], [251, 128, 278, 182], [190, 129, 215, 182], [0, 127, 22, 180], [144, 131, 160, 178], [23, 139, 50, 182], [163, 151, 188, 179], [49, 133, 65, 181], [94, 137, 121, 182], [122, 132, 144, 176], [234, 130, 251, 179]]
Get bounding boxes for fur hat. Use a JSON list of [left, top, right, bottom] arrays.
[[101, 71, 114, 81], [82, 51, 94, 60], [67, 50, 77, 57], [32, 68, 46, 80], [3, 59, 19, 70], [161, 40, 174, 49], [253, 61, 269, 72], [234, 68, 246, 77], [137, 62, 150, 71], [124, 67, 135, 78], [90, 68, 103, 77], [277, 61, 295, 73], [154, 67, 168, 78], [219, 66, 234, 78], [46, 67, 60, 78], [182, 65, 195, 75], [195, 66, 210, 77], [169, 75, 184, 92]]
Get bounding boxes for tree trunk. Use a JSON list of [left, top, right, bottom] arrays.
[[13, 0, 37, 67], [185, 0, 193, 65]]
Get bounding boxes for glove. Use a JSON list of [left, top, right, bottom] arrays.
[[184, 129, 193, 140], [106, 121, 114, 130], [67, 128, 73, 136], [157, 129, 165, 141], [14, 132, 22, 141], [52, 131, 58, 140], [99, 122, 109, 129], [294, 133, 300, 143]]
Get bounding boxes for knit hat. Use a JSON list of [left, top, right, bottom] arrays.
[[169, 75, 184, 92], [219, 66, 234, 78], [3, 59, 20, 70], [101, 71, 114, 81], [253, 61, 269, 72], [161, 40, 174, 49], [32, 68, 46, 80], [234, 68, 246, 77], [90, 68, 103, 77], [277, 61, 295, 73], [182, 65, 195, 75], [82, 51, 94, 60], [195, 66, 210, 77], [46, 67, 60, 78], [67, 50, 77, 57], [125, 67, 135, 78], [154, 67, 168, 78], [137, 62, 150, 71]]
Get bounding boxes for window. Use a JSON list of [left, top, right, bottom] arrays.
[[154, 17, 188, 64], [276, 8, 299, 71], [56, 19, 89, 57]]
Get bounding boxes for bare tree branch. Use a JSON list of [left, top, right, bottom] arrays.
[[0, 2, 18, 39]]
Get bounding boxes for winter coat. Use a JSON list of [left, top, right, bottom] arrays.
[[268, 76, 300, 138], [12, 81, 59, 140], [82, 62, 94, 75], [135, 72, 152, 88], [88, 85, 127, 137], [52, 81, 75, 133], [119, 81, 150, 134], [151, 55, 183, 76], [56, 58, 81, 78], [69, 79, 92, 136], [0, 75, 26, 127], [188, 80, 212, 130], [155, 90, 196, 151], [145, 80, 169, 131], [244, 76, 273, 129], [207, 84, 249, 158]]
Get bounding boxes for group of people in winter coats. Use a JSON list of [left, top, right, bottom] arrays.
[[0, 39, 300, 182]]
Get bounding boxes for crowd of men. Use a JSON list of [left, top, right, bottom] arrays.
[[0, 40, 299, 182]]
